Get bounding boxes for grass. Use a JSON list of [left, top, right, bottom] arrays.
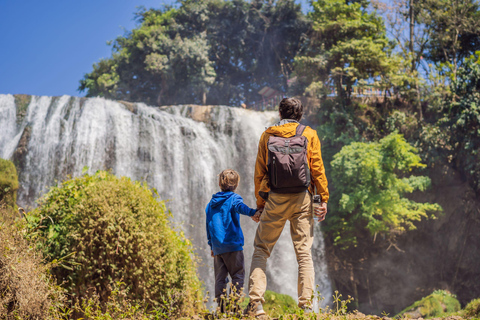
[[0, 204, 64, 319]]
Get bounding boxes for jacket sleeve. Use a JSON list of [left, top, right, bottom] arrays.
[[254, 133, 268, 208], [233, 195, 256, 216], [309, 130, 329, 203], [205, 205, 212, 250]]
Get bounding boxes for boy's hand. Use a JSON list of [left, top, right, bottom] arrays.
[[252, 208, 263, 223], [211, 250, 214, 258]]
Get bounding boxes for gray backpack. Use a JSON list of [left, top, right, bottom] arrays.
[[267, 124, 310, 193]]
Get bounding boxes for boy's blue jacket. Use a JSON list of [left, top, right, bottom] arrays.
[[206, 191, 256, 256]]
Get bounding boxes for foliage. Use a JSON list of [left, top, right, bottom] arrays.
[[314, 99, 364, 175], [80, 0, 309, 106], [27, 171, 201, 316], [396, 290, 461, 318], [263, 290, 298, 318], [463, 298, 480, 318], [293, 0, 394, 102], [440, 54, 480, 193], [326, 133, 441, 249], [0, 158, 19, 210], [418, 0, 480, 77], [14, 94, 31, 124], [79, 6, 215, 106], [67, 282, 190, 320], [0, 205, 65, 319]]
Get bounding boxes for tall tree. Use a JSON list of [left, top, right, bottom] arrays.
[[374, 0, 428, 118], [292, 0, 394, 104], [79, 7, 215, 106], [326, 133, 441, 250], [377, 0, 480, 86], [440, 54, 480, 193], [419, 0, 480, 78], [79, 0, 309, 106]]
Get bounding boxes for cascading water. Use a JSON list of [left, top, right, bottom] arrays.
[[0, 94, 331, 305]]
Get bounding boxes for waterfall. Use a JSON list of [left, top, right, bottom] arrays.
[[0, 94, 332, 305]]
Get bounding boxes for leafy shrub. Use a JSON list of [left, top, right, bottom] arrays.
[[396, 290, 461, 318], [440, 54, 480, 194], [326, 133, 441, 249], [240, 290, 297, 318], [0, 158, 19, 210], [463, 298, 480, 318], [263, 290, 297, 317], [0, 205, 64, 319], [28, 171, 201, 316]]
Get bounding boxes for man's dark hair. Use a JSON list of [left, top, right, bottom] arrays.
[[278, 98, 304, 121]]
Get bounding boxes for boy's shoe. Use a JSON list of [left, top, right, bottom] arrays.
[[244, 301, 266, 317]]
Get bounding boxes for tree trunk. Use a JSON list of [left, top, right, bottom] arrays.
[[416, 83, 423, 120], [351, 268, 359, 310], [409, 0, 422, 120], [409, 0, 415, 72]]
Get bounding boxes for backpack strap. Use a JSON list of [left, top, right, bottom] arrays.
[[295, 124, 306, 137]]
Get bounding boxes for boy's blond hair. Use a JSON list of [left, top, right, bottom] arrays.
[[219, 169, 240, 192]]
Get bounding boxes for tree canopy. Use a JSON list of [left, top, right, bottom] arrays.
[[292, 0, 394, 101], [79, 0, 479, 109], [80, 0, 309, 106], [326, 133, 441, 249]]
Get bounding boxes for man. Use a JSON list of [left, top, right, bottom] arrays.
[[246, 97, 329, 316]]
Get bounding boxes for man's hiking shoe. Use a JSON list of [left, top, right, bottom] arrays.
[[300, 305, 314, 315], [244, 301, 266, 317]]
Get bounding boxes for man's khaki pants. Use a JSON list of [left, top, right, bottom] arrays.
[[248, 191, 314, 307]]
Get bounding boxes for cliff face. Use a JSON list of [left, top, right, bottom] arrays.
[[327, 161, 480, 315]]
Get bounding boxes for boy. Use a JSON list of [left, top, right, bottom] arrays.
[[205, 169, 258, 312]]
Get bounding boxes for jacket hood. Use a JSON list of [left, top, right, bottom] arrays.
[[265, 122, 299, 138], [210, 192, 234, 208]]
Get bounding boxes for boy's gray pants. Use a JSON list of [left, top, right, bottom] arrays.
[[214, 250, 245, 299]]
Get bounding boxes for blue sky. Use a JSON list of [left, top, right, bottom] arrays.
[[0, 0, 310, 98]]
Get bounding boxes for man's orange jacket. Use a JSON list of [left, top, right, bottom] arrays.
[[254, 122, 329, 208]]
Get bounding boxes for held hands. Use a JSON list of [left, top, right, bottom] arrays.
[[314, 202, 328, 222], [251, 208, 263, 223]]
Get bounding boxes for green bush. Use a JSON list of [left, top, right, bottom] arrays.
[[263, 290, 297, 317], [326, 133, 442, 249], [463, 298, 480, 318], [396, 290, 461, 318], [0, 158, 19, 210], [240, 290, 297, 318], [27, 171, 201, 316]]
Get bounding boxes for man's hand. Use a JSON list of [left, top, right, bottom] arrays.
[[252, 208, 263, 223], [314, 202, 327, 222], [211, 250, 214, 258]]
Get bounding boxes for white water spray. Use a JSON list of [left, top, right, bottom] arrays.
[[0, 94, 331, 305]]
